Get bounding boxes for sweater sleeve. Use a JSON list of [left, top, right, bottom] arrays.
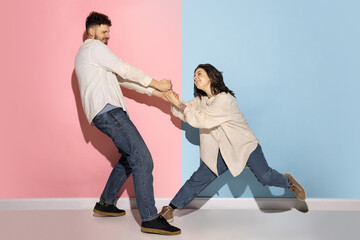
[[170, 97, 199, 122], [90, 41, 152, 87], [170, 105, 185, 121], [117, 75, 155, 96], [183, 93, 233, 129]]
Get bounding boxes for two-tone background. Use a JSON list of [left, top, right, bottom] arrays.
[[1, 0, 359, 204]]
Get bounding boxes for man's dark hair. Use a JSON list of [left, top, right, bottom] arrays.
[[194, 64, 235, 98], [86, 11, 112, 34]]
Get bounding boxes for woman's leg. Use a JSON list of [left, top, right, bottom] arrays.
[[246, 144, 291, 188], [170, 161, 216, 209], [170, 151, 229, 209]]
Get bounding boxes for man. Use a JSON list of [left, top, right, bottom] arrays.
[[75, 11, 180, 235]]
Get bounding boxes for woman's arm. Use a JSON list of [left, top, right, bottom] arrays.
[[165, 91, 234, 129], [165, 91, 186, 111]]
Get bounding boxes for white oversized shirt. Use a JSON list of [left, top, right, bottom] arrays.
[[75, 39, 154, 124], [171, 92, 259, 177]]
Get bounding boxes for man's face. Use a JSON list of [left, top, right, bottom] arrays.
[[90, 24, 110, 45]]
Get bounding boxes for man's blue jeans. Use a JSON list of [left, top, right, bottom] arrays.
[[93, 108, 158, 222], [170, 144, 291, 209]]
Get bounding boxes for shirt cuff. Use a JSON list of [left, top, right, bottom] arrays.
[[142, 75, 153, 87]]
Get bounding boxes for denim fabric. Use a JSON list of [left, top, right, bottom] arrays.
[[93, 108, 157, 222], [97, 103, 118, 116], [246, 144, 291, 188], [171, 144, 291, 209]]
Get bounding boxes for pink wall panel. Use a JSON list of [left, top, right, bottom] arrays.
[[0, 0, 182, 198]]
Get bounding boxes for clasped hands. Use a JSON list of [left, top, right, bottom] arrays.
[[151, 79, 182, 107], [164, 90, 181, 107], [156, 79, 181, 105]]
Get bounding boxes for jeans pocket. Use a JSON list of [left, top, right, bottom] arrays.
[[93, 112, 111, 129]]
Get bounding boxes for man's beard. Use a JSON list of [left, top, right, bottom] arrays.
[[95, 34, 108, 45]]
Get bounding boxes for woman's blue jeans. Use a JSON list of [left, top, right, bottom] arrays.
[[170, 144, 291, 209], [93, 108, 157, 222]]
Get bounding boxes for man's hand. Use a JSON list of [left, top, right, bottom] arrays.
[[152, 90, 169, 101], [159, 79, 172, 91], [150, 79, 172, 92]]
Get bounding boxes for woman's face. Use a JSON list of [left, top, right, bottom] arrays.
[[194, 68, 211, 94]]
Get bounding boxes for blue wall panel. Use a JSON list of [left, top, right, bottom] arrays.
[[182, 0, 360, 198]]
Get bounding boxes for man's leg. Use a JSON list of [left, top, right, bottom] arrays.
[[99, 154, 132, 204], [91, 153, 131, 216], [93, 108, 180, 234], [93, 108, 157, 221]]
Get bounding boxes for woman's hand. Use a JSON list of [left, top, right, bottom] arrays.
[[165, 90, 181, 107]]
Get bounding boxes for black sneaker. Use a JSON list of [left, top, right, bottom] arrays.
[[141, 216, 181, 235], [93, 202, 126, 217]]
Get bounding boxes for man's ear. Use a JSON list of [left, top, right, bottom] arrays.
[[88, 27, 96, 38]]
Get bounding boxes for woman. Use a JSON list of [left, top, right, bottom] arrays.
[[161, 64, 306, 223]]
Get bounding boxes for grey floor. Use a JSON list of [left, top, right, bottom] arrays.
[[1, 208, 359, 240]]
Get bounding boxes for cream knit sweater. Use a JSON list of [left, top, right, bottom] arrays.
[[171, 92, 259, 177]]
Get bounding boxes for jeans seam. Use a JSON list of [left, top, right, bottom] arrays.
[[97, 108, 156, 221], [112, 109, 154, 220]]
